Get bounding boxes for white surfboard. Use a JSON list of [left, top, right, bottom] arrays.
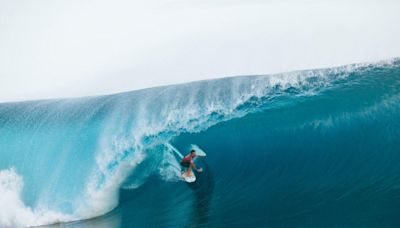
[[182, 171, 196, 182]]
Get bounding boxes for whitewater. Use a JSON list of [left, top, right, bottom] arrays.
[[1, 58, 400, 227]]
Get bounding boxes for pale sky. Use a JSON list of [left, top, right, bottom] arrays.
[[1, 0, 399, 102]]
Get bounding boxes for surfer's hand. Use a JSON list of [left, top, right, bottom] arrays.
[[197, 168, 203, 172]]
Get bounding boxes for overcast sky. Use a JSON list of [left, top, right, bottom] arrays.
[[1, 0, 399, 102]]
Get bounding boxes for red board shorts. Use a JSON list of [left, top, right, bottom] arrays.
[[180, 161, 191, 168]]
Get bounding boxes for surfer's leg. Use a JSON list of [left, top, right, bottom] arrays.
[[186, 164, 193, 176], [181, 162, 191, 176]]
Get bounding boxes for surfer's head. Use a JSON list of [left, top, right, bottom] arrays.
[[190, 149, 196, 157]]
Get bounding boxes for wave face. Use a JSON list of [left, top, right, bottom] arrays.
[[1, 59, 400, 227]]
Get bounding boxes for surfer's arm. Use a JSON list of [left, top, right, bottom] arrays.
[[191, 162, 202, 172]]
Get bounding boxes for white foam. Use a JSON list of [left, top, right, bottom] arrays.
[[75, 147, 147, 221], [159, 145, 183, 182], [0, 168, 72, 227]]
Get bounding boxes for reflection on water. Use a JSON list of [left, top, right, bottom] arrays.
[[186, 160, 214, 227]]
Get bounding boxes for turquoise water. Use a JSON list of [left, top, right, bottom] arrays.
[[1, 59, 400, 227]]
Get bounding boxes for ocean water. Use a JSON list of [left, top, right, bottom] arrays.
[[1, 59, 400, 227]]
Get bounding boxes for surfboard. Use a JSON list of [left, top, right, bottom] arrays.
[[181, 171, 196, 183]]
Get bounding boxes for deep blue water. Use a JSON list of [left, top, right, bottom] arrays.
[[1, 59, 400, 227]]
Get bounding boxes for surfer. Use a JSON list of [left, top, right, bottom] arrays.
[[181, 149, 203, 177]]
